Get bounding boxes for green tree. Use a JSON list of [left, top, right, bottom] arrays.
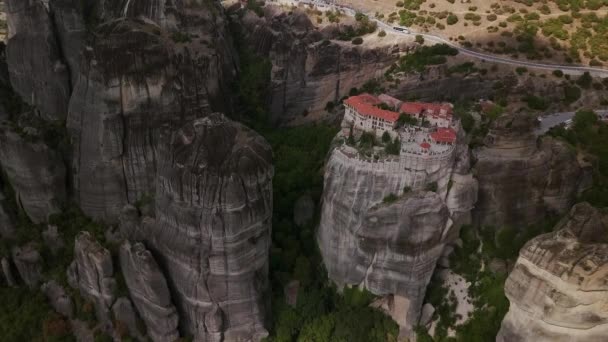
[[577, 72, 593, 89], [381, 131, 391, 143], [563, 85, 582, 104]]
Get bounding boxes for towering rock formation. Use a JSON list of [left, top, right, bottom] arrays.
[[139, 113, 273, 341], [473, 113, 585, 228], [497, 203, 608, 342], [67, 0, 237, 221], [69, 232, 116, 324], [5, 0, 72, 121], [239, 7, 405, 124], [317, 125, 476, 332]]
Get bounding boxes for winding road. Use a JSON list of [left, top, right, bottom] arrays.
[[283, 0, 608, 77]]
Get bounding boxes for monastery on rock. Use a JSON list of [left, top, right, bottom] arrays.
[[342, 93, 458, 157]]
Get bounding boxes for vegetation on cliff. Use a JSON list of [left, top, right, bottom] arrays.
[[549, 109, 608, 206], [228, 17, 399, 340]]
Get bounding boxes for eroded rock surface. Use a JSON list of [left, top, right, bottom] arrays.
[[42, 280, 74, 318], [71, 232, 116, 324], [473, 113, 585, 227], [318, 126, 476, 333], [239, 7, 405, 124], [119, 241, 179, 342], [67, 1, 237, 222], [0, 124, 66, 223], [497, 202, 608, 342], [5, 0, 72, 120], [11, 242, 42, 288], [143, 113, 273, 341], [0, 190, 14, 238]]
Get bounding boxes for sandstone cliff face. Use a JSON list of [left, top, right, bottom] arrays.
[[317, 131, 476, 331], [5, 0, 72, 121], [240, 7, 405, 124], [133, 113, 273, 341], [67, 1, 237, 221], [497, 203, 608, 342], [0, 124, 66, 223], [473, 113, 584, 228]]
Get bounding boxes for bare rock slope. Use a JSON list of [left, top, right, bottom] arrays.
[[141, 113, 274, 341], [317, 132, 476, 333], [67, 0, 237, 222], [240, 7, 405, 124], [497, 202, 608, 342], [473, 113, 585, 227]]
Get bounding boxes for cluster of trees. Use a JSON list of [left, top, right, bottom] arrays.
[[392, 44, 458, 73], [549, 110, 608, 206], [340, 13, 377, 41]]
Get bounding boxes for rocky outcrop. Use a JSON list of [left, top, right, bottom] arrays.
[[473, 113, 585, 227], [11, 243, 42, 288], [42, 280, 74, 318], [317, 126, 476, 333], [119, 241, 179, 342], [48, 0, 86, 87], [1, 257, 17, 287], [0, 190, 15, 238], [240, 7, 405, 124], [67, 1, 237, 222], [5, 0, 72, 120], [0, 125, 66, 223], [142, 113, 273, 341], [497, 203, 608, 342], [112, 297, 146, 341], [319, 188, 451, 331], [70, 232, 116, 324]]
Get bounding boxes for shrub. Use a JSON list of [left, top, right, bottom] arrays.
[[487, 14, 497, 21], [359, 132, 375, 148], [577, 72, 593, 89], [378, 30, 387, 37], [415, 35, 425, 44], [426, 182, 438, 192], [523, 94, 549, 110], [447, 14, 458, 25], [382, 131, 391, 143], [383, 193, 399, 203], [352, 37, 363, 45], [171, 31, 191, 43], [553, 70, 564, 77], [563, 85, 582, 104], [515, 67, 528, 75], [464, 13, 481, 21], [385, 137, 401, 155]]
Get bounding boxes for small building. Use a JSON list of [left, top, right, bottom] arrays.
[[344, 93, 400, 139], [430, 127, 457, 145], [400, 102, 453, 128], [343, 93, 457, 153]]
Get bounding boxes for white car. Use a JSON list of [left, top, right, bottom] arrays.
[[393, 26, 410, 34]]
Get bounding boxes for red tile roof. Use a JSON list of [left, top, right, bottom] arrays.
[[430, 127, 457, 143], [400, 102, 453, 117], [345, 94, 400, 123], [420, 142, 431, 149]]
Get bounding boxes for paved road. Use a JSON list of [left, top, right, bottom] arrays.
[[282, 0, 608, 77], [535, 110, 608, 135]]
